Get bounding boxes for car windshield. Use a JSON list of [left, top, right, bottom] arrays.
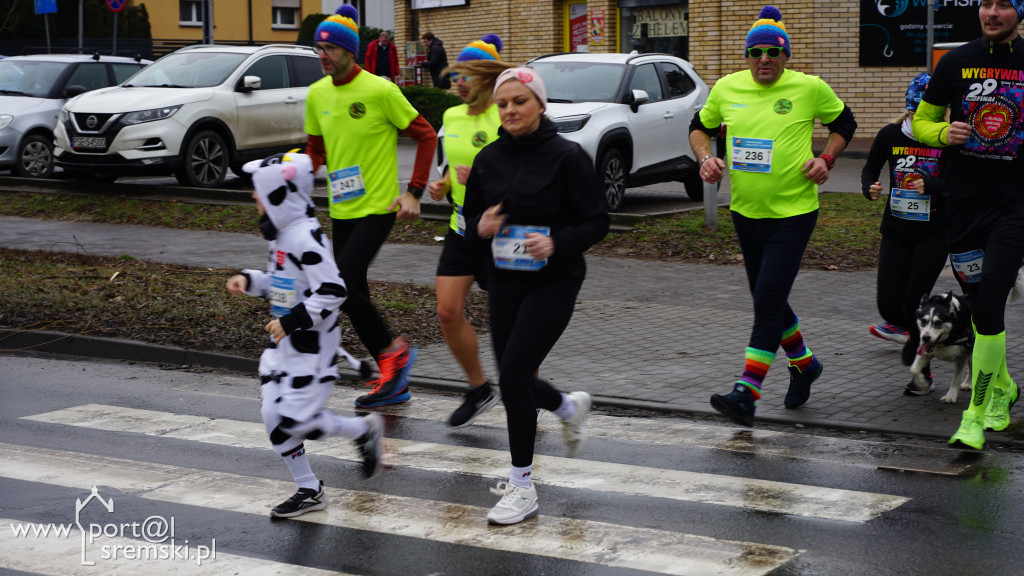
[[0, 60, 69, 97], [125, 51, 248, 88], [529, 61, 625, 103]]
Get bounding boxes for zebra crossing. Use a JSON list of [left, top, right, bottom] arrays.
[[1, 363, 988, 575]]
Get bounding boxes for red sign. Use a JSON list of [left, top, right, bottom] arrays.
[[105, 0, 126, 12]]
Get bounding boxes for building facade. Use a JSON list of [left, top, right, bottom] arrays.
[[393, 0, 991, 139]]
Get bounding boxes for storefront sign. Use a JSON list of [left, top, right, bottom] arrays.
[[569, 3, 588, 53], [859, 0, 983, 67], [590, 9, 606, 46], [632, 6, 688, 38]]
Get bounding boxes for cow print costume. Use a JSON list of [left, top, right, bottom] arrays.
[[239, 152, 369, 461]]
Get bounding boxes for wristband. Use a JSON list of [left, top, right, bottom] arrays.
[[407, 185, 424, 199], [699, 155, 713, 168], [818, 153, 836, 171]]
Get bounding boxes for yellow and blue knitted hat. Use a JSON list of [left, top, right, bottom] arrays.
[[457, 34, 503, 62], [745, 6, 790, 57], [315, 5, 359, 56]]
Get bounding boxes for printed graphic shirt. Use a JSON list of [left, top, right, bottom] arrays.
[[441, 103, 501, 233], [697, 68, 846, 219], [913, 36, 1024, 200], [305, 71, 420, 219], [860, 122, 947, 236]]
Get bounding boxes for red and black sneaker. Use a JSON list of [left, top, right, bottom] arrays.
[[354, 338, 418, 407]]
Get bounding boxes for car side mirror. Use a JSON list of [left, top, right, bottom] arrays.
[[238, 75, 262, 92], [629, 89, 649, 112], [64, 85, 88, 98]]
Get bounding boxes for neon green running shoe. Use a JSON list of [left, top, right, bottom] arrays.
[[984, 380, 1019, 432], [949, 412, 986, 450]]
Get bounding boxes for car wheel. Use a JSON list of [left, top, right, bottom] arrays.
[[175, 130, 228, 188], [683, 169, 705, 202], [14, 134, 55, 178], [597, 148, 626, 212]]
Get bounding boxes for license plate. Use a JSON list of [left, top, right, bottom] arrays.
[[72, 136, 106, 150]]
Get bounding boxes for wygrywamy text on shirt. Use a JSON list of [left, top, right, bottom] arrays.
[[961, 68, 1024, 81], [890, 146, 942, 157]]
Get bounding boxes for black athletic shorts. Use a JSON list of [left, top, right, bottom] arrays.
[[436, 228, 490, 291]]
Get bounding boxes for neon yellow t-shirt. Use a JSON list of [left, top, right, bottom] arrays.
[[305, 72, 419, 220], [698, 69, 845, 219], [441, 103, 501, 233]]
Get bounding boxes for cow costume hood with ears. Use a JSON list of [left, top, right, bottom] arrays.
[[243, 151, 317, 239]]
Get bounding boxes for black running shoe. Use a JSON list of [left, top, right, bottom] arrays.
[[449, 382, 501, 428], [270, 480, 325, 518], [355, 413, 384, 480], [904, 373, 934, 396], [784, 357, 822, 409], [710, 384, 756, 427]]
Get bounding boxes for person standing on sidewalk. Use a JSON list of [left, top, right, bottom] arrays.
[[463, 68, 609, 524], [226, 151, 383, 518], [421, 32, 450, 89], [913, 0, 1024, 449], [364, 31, 399, 82], [428, 34, 512, 427], [305, 6, 437, 408], [689, 5, 856, 426], [861, 73, 950, 391]]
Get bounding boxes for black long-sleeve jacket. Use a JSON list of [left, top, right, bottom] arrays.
[[463, 119, 610, 281]]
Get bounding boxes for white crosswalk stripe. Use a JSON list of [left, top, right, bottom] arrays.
[[178, 378, 980, 476], [23, 404, 909, 523], [0, 443, 796, 576]]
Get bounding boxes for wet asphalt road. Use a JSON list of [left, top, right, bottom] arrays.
[[3, 354, 1024, 576]]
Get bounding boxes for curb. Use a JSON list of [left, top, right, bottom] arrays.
[[6, 328, 1019, 448]]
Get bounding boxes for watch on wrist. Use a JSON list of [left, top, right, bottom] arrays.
[[407, 185, 424, 199], [818, 153, 836, 171]]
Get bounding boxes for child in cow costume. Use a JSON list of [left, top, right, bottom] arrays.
[[226, 151, 384, 518]]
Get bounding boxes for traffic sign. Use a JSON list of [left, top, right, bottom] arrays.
[[34, 0, 57, 15], [105, 0, 126, 12]]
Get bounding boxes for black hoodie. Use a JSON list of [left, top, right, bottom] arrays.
[[464, 119, 610, 281]]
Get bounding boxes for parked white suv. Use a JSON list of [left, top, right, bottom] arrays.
[[54, 44, 322, 187], [527, 52, 709, 210]]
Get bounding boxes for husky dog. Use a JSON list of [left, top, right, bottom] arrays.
[[906, 292, 974, 403], [907, 268, 1024, 402]]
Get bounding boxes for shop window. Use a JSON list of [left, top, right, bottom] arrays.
[[628, 63, 663, 103], [658, 62, 695, 98]]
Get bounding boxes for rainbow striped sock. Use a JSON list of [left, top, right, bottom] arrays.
[[737, 347, 775, 401], [781, 320, 814, 372]]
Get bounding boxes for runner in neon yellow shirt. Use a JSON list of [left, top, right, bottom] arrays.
[[426, 35, 511, 427], [688, 5, 856, 426], [305, 6, 437, 408]]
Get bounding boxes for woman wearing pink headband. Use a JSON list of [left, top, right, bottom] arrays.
[[463, 66, 610, 525]]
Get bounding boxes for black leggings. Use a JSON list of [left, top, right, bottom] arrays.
[[489, 276, 582, 467], [947, 197, 1024, 335], [732, 210, 817, 352], [876, 231, 948, 332], [332, 213, 396, 359]]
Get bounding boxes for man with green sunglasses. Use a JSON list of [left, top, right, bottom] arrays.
[[688, 5, 857, 427]]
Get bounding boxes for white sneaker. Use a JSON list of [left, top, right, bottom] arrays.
[[487, 481, 539, 525], [561, 391, 591, 458]]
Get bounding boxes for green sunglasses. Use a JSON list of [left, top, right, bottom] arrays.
[[747, 47, 784, 59]]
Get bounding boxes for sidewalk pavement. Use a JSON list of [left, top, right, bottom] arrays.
[[2, 213, 1021, 445]]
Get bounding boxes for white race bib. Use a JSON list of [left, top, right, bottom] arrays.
[[492, 225, 550, 271], [270, 275, 297, 317], [328, 165, 367, 203], [950, 250, 984, 284], [455, 204, 467, 236], [889, 188, 931, 221], [731, 137, 773, 173]]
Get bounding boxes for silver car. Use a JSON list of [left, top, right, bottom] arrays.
[[0, 54, 150, 178]]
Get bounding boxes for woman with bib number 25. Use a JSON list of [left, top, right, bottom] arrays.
[[462, 67, 609, 525]]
